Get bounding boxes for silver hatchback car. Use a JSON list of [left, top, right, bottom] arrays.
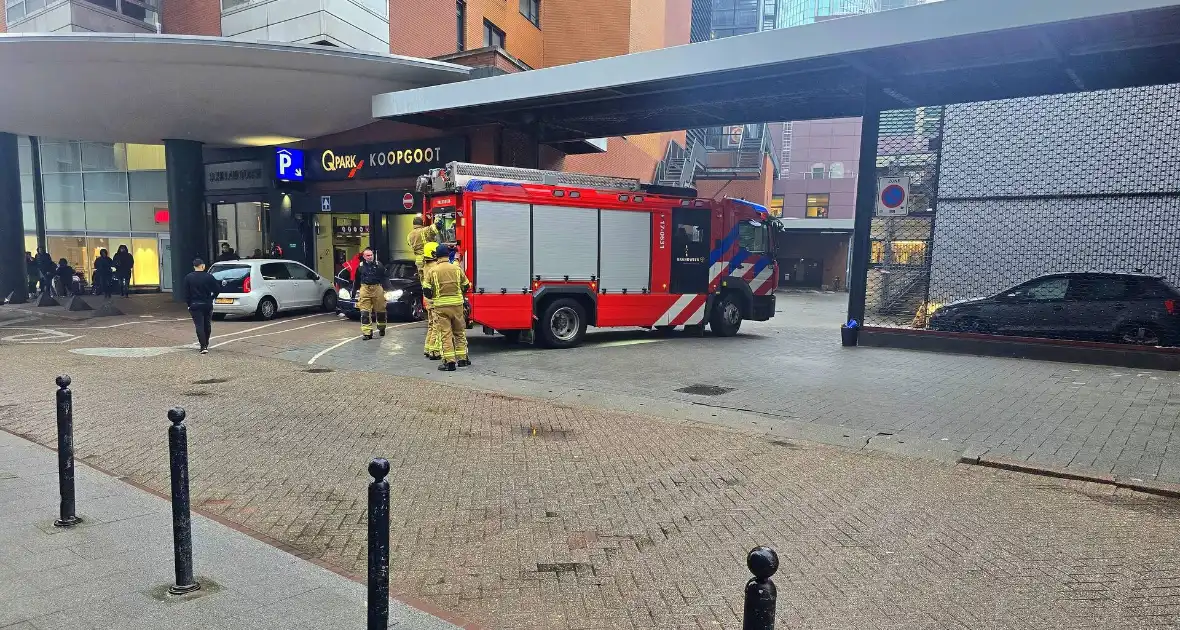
[[209, 259, 337, 320]]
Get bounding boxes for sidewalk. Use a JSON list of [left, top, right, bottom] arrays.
[[0, 430, 459, 630]]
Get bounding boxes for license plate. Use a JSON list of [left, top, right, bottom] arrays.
[[214, 298, 234, 304]]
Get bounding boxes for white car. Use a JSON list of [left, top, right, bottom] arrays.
[[208, 259, 337, 320]]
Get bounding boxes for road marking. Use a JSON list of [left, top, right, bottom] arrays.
[[593, 338, 668, 348], [209, 320, 333, 349], [208, 313, 326, 341], [307, 322, 417, 364]]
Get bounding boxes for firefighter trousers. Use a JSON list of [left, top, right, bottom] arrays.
[[434, 304, 467, 363], [356, 284, 387, 336], [423, 300, 441, 355]]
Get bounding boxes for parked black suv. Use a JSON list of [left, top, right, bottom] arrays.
[[335, 259, 425, 322], [928, 272, 1180, 346]]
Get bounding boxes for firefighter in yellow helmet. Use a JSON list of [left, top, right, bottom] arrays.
[[421, 241, 442, 360], [406, 215, 440, 279], [422, 244, 469, 371]]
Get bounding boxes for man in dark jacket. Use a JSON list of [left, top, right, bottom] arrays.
[[217, 243, 239, 262], [93, 249, 115, 299], [35, 248, 55, 296], [25, 252, 38, 299], [182, 258, 220, 354], [112, 245, 134, 297], [350, 248, 387, 340]]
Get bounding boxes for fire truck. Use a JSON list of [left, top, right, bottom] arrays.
[[415, 162, 778, 348]]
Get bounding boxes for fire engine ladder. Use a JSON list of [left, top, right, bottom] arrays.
[[438, 162, 644, 192]]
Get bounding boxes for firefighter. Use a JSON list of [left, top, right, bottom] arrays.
[[350, 247, 387, 340], [422, 244, 469, 371], [421, 241, 442, 360], [406, 216, 440, 279]]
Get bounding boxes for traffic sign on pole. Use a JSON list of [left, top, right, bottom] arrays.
[[876, 177, 910, 216]]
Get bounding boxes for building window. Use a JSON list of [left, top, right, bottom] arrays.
[[829, 162, 845, 179], [870, 240, 928, 266], [457, 1, 466, 51], [710, 0, 758, 39], [806, 194, 829, 218], [483, 19, 506, 49], [519, 0, 539, 26], [769, 194, 784, 218], [810, 163, 826, 179]]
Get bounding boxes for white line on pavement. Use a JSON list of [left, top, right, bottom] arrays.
[[307, 322, 417, 364], [208, 313, 326, 341], [209, 320, 333, 349]]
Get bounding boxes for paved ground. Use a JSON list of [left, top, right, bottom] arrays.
[[1, 315, 1179, 629], [12, 290, 1175, 485], [0, 431, 460, 630]]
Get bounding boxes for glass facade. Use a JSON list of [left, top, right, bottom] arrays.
[[5, 0, 159, 28], [779, 0, 880, 28], [19, 137, 170, 288]]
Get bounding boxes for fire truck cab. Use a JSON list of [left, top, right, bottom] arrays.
[[416, 162, 777, 348]]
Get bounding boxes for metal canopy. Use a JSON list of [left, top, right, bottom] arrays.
[[372, 0, 1180, 143]]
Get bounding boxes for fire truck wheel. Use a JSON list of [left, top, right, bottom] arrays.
[[538, 298, 588, 349], [709, 293, 743, 337]]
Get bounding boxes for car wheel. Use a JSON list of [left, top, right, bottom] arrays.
[[708, 294, 742, 337], [321, 291, 338, 313], [537, 298, 587, 349], [212, 313, 227, 322], [410, 298, 425, 322], [256, 297, 277, 321], [1119, 323, 1161, 346]]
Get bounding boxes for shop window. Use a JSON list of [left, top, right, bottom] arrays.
[[806, 194, 829, 218], [22, 204, 35, 231], [44, 203, 86, 231], [83, 172, 129, 202], [81, 142, 127, 172], [131, 238, 160, 286], [42, 173, 83, 203], [20, 175, 33, 202], [738, 221, 768, 254], [84, 202, 132, 232], [126, 144, 166, 171], [129, 171, 168, 201], [40, 141, 82, 173], [483, 19, 505, 48], [519, 0, 539, 26], [130, 203, 170, 232]]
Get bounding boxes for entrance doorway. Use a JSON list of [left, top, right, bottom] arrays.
[[160, 237, 173, 292], [782, 258, 823, 288], [212, 201, 267, 260], [315, 213, 371, 278]]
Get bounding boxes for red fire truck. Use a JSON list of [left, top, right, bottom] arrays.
[[416, 162, 778, 348]]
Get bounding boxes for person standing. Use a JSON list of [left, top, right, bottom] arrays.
[[406, 216, 439, 280], [421, 241, 442, 360], [35, 247, 55, 296], [217, 243, 239, 262], [350, 248, 387, 340], [422, 244, 469, 371], [25, 252, 38, 299], [182, 258, 219, 354], [55, 259, 79, 296], [93, 249, 115, 299], [113, 244, 134, 297]]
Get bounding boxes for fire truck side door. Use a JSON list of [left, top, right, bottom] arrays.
[[669, 208, 711, 295]]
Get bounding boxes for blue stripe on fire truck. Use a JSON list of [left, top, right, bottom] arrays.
[[709, 225, 742, 266]]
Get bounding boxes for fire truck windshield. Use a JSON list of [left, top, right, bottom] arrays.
[[434, 212, 458, 244]]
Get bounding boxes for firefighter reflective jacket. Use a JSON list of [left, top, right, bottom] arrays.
[[423, 261, 468, 307], [407, 225, 440, 263]]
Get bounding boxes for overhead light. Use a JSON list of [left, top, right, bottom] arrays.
[[232, 135, 304, 147]]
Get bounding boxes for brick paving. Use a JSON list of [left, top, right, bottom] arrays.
[[1, 333, 1180, 629]]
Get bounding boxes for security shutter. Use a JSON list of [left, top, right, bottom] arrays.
[[599, 210, 651, 292], [473, 201, 531, 292], [532, 205, 599, 281]]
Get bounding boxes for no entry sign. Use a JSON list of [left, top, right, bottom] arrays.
[[402, 193, 415, 210], [876, 177, 910, 216]]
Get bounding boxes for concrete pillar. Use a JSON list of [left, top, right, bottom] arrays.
[[847, 83, 883, 326], [0, 133, 28, 305], [165, 140, 207, 300]]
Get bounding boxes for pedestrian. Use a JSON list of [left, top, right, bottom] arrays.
[[251, 248, 264, 259], [35, 247, 55, 296], [25, 252, 38, 299], [422, 244, 469, 371], [93, 248, 115, 299], [268, 242, 284, 258], [182, 258, 219, 355], [421, 241, 442, 360], [113, 244, 134, 297], [55, 259, 80, 296], [350, 247, 387, 340], [406, 216, 439, 281], [217, 242, 238, 262]]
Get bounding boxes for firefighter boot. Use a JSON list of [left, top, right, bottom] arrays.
[[438, 361, 457, 372], [457, 357, 471, 367]]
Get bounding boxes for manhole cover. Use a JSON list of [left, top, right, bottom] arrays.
[[305, 368, 334, 374], [675, 384, 734, 396], [192, 378, 230, 385]]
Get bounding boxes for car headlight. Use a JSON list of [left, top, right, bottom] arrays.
[[385, 289, 403, 301], [338, 288, 351, 300]]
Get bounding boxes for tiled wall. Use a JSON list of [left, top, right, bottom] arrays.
[[774, 117, 862, 220]]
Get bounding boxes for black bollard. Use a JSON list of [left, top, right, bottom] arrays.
[[53, 375, 81, 528], [742, 546, 779, 630], [167, 407, 200, 595], [367, 458, 391, 630]]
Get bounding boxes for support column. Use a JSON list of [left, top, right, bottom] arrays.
[[165, 140, 207, 301], [29, 137, 47, 251], [0, 133, 28, 304], [846, 83, 883, 326]]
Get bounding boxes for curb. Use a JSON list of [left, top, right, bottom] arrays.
[[958, 451, 1180, 500]]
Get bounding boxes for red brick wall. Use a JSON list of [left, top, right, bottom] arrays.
[[561, 138, 660, 182], [390, 0, 456, 57], [0, 3, 7, 33], [665, 0, 691, 46], [161, 0, 221, 36], [543, 0, 630, 67], [466, 0, 545, 69]]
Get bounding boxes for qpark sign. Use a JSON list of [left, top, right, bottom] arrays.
[[308, 136, 468, 181]]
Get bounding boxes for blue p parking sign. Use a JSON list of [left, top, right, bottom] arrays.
[[275, 147, 305, 182]]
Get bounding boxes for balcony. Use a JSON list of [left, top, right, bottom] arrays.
[[221, 0, 390, 53], [5, 0, 159, 33]]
